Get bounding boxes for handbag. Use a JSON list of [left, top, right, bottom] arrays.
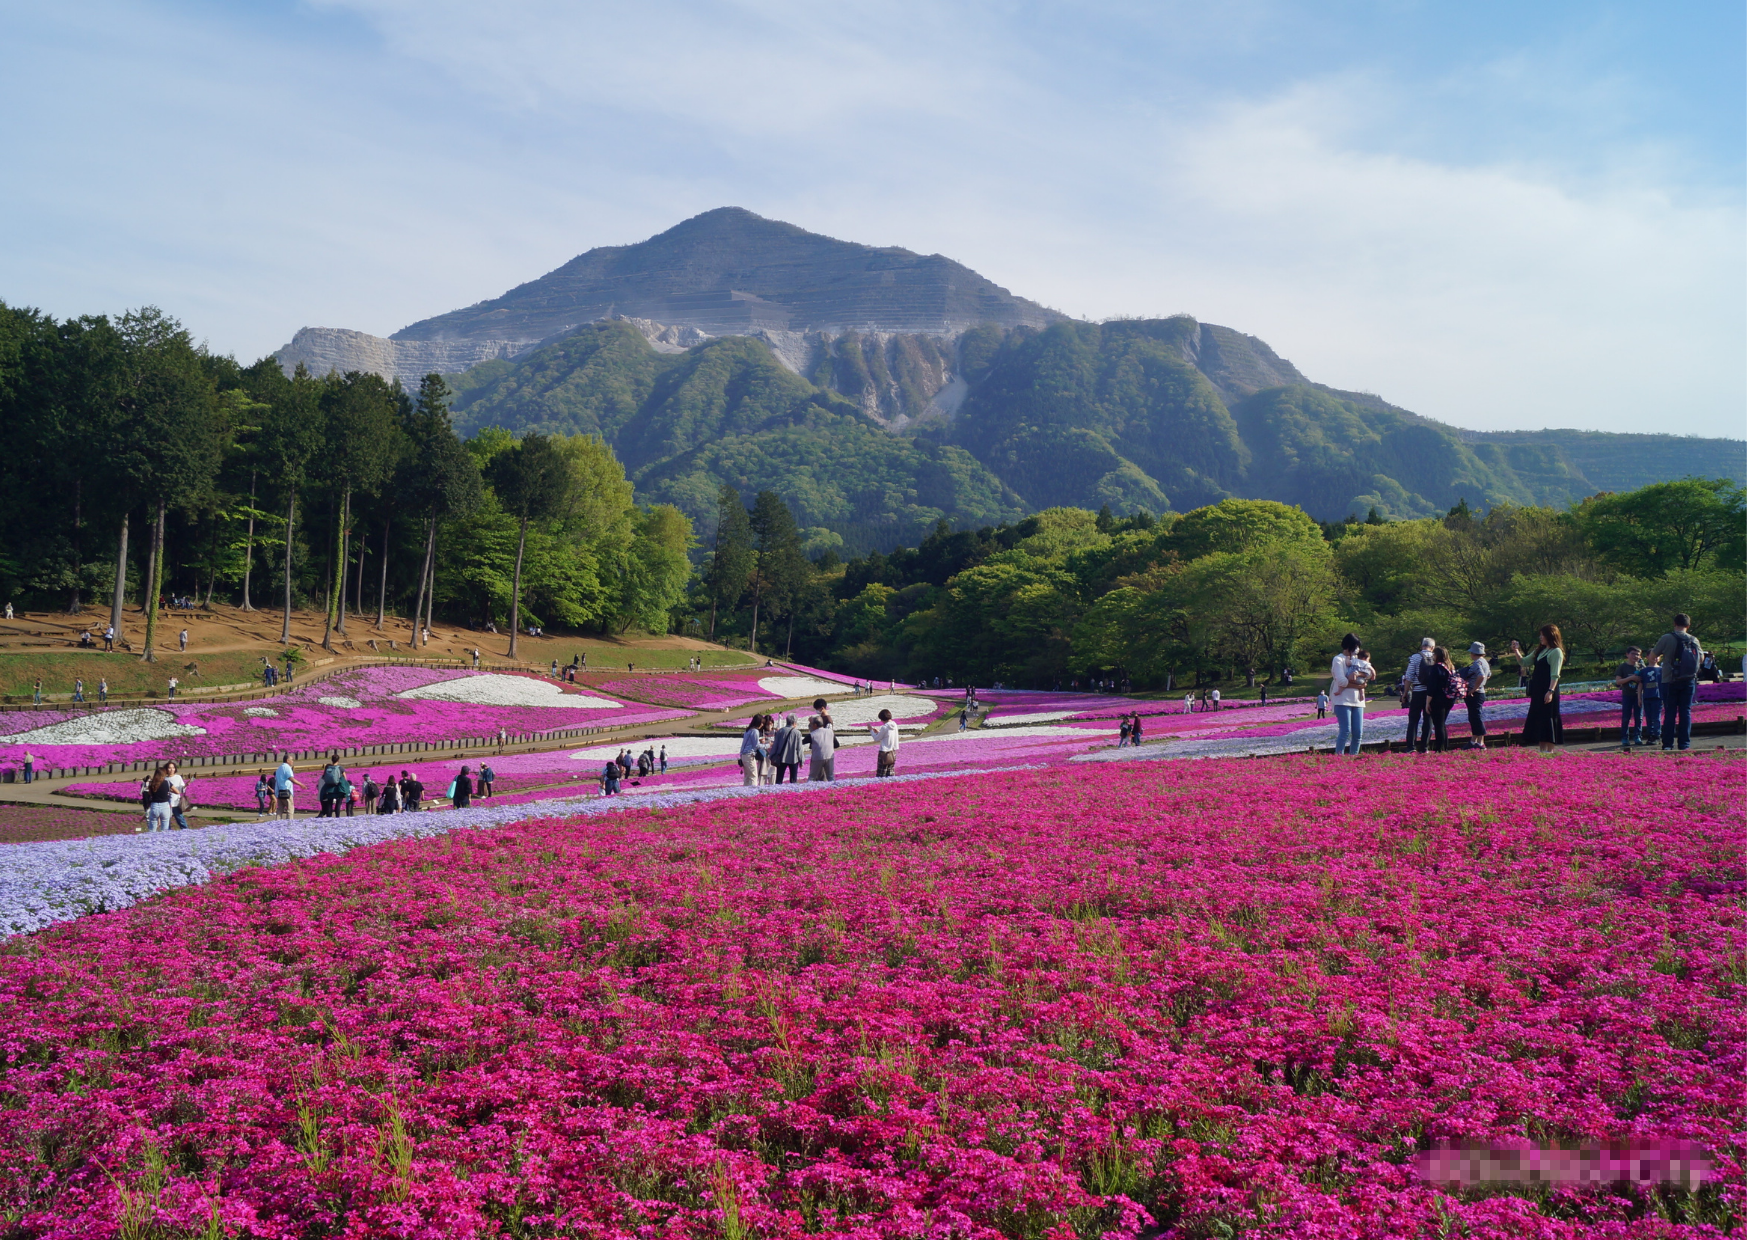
[[445, 780, 457, 799]]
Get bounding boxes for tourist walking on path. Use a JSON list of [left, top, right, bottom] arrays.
[[72, 678, 84, 703], [1420, 647, 1462, 753], [1329, 634, 1368, 756], [146, 766, 175, 832], [401, 770, 423, 812], [274, 759, 298, 819], [1117, 716, 1132, 748], [254, 771, 273, 820], [1403, 638, 1435, 753], [1614, 647, 1646, 749], [32, 680, 41, 706], [868, 708, 900, 777], [378, 772, 401, 814], [98, 678, 107, 705], [1512, 626, 1565, 754], [450, 766, 473, 809], [1650, 613, 1704, 751], [179, 628, 188, 652], [1130, 714, 1144, 746], [771, 714, 804, 783], [1315, 689, 1328, 719], [807, 700, 837, 782], [361, 772, 378, 815], [1641, 656, 1664, 744], [659, 745, 668, 774], [318, 755, 347, 818], [739, 716, 763, 786], [1183, 692, 1193, 714], [1461, 643, 1491, 750], [164, 763, 191, 829]]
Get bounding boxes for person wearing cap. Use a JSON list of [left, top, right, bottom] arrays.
[[1614, 646, 1646, 750], [1402, 637, 1436, 753], [1460, 642, 1491, 750]]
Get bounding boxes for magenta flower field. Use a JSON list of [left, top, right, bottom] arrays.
[[0, 752, 1739, 1238]]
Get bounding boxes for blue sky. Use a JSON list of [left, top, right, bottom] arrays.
[[1, 0, 1742, 437]]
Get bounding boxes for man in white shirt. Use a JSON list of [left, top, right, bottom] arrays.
[[1211, 688, 1221, 710], [868, 709, 900, 777], [1183, 693, 1193, 714], [274, 759, 299, 820]]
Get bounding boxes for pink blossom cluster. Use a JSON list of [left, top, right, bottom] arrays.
[[0, 752, 1739, 1238]]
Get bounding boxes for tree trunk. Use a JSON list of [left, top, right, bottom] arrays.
[[746, 569, 762, 655], [508, 514, 528, 658], [424, 550, 437, 646], [355, 532, 366, 617], [108, 512, 129, 638], [337, 487, 351, 635], [280, 492, 297, 645], [68, 479, 83, 613], [411, 516, 435, 647], [707, 601, 717, 642], [324, 486, 350, 649], [141, 499, 166, 663], [375, 516, 390, 630], [240, 471, 257, 610], [785, 612, 795, 657]]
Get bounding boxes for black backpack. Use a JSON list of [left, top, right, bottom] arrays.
[[1667, 633, 1702, 681]]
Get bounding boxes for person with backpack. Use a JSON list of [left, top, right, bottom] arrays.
[[1420, 647, 1464, 753], [361, 772, 378, 814], [1649, 614, 1704, 751], [600, 760, 620, 796], [1511, 626, 1565, 754], [317, 754, 346, 817]]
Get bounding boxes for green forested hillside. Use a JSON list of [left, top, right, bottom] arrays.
[[451, 323, 1026, 553], [448, 316, 1744, 554]]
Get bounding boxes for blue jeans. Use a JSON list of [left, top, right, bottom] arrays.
[[1660, 679, 1696, 750], [147, 803, 172, 832], [1619, 696, 1642, 746], [1333, 704, 1364, 755], [1643, 696, 1662, 741], [171, 805, 190, 830], [22, 764, 32, 784]]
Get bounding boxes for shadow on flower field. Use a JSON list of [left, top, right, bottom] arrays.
[[0, 750, 1740, 1238]]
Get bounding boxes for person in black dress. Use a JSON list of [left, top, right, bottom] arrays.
[[451, 765, 473, 809], [1511, 624, 1565, 754]]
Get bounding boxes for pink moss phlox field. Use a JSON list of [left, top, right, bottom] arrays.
[[0, 667, 693, 768], [1, 753, 1740, 1239]]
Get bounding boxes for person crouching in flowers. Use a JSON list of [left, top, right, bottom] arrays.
[[600, 760, 620, 796]]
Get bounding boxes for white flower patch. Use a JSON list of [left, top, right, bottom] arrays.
[[757, 676, 848, 701], [819, 695, 937, 727], [911, 723, 1114, 744], [243, 707, 279, 717], [0, 708, 205, 747], [571, 735, 743, 764], [982, 710, 1079, 727], [400, 674, 622, 709], [317, 696, 363, 709]]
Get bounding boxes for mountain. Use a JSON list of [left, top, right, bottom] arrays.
[[277, 208, 1747, 551]]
